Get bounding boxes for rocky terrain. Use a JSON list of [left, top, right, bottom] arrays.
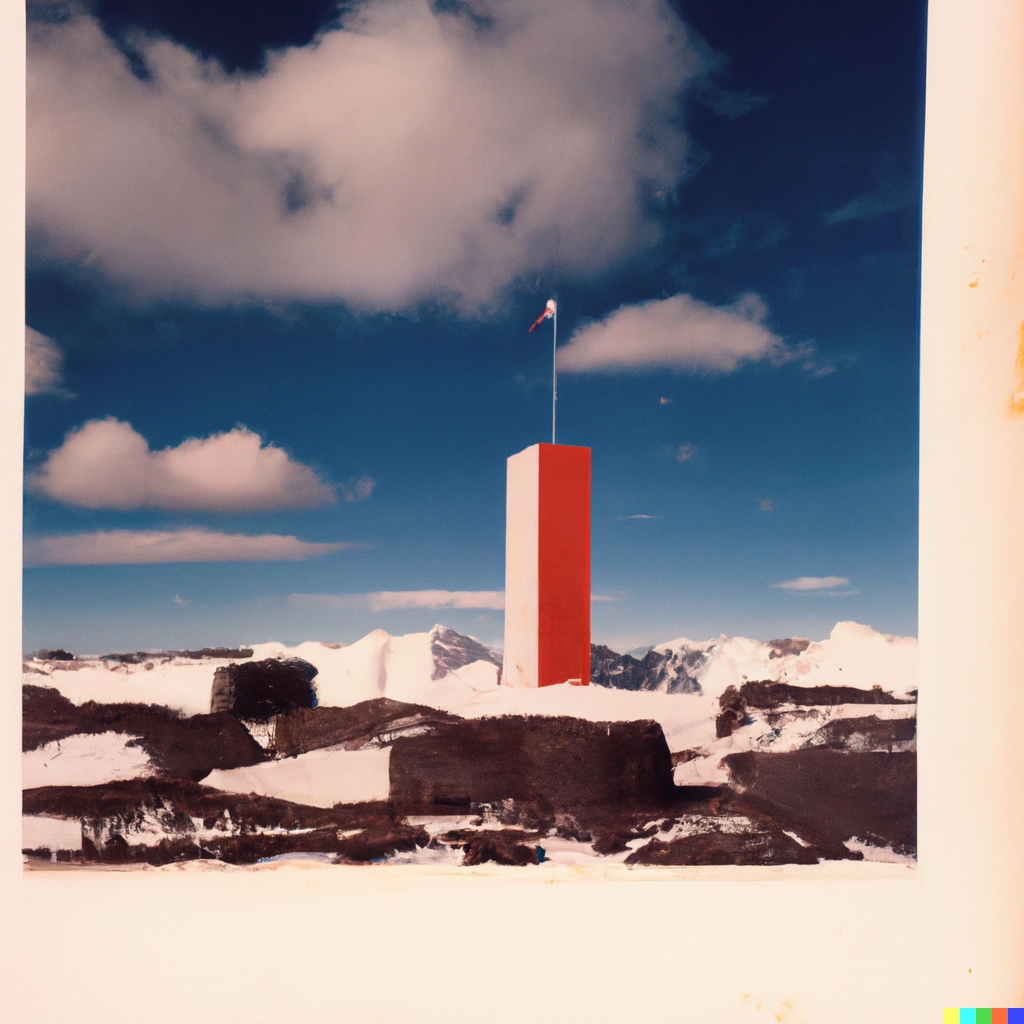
[[22, 621, 917, 869]]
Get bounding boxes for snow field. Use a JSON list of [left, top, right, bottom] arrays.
[[23, 732, 154, 789], [202, 747, 391, 808], [24, 657, 235, 716], [22, 815, 83, 852]]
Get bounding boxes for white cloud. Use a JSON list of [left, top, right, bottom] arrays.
[[618, 514, 663, 520], [773, 576, 851, 591], [24, 528, 357, 565], [340, 477, 376, 503], [27, 1, 706, 310], [823, 183, 916, 225], [25, 326, 67, 395], [675, 443, 697, 463], [26, 418, 344, 511], [290, 590, 506, 611], [557, 293, 786, 373], [172, 594, 188, 606]]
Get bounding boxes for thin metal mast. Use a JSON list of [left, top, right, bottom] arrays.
[[552, 302, 557, 444]]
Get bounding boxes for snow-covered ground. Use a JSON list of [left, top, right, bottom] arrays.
[[23, 655, 238, 716], [203, 747, 391, 808], [22, 815, 83, 853], [23, 732, 154, 789]]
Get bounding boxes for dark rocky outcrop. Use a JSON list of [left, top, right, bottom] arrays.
[[724, 749, 916, 855], [590, 644, 702, 694], [716, 679, 913, 738], [211, 658, 318, 719], [31, 649, 75, 661], [805, 714, 916, 751], [23, 779, 384, 829], [625, 827, 821, 866], [23, 685, 265, 780], [461, 833, 542, 866], [430, 625, 502, 680], [390, 715, 676, 814], [22, 780, 426, 866], [271, 698, 460, 757], [100, 647, 253, 665], [200, 824, 430, 866], [767, 638, 811, 659]]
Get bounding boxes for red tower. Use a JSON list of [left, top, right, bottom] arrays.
[[503, 443, 591, 687]]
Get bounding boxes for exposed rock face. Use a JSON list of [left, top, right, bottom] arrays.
[[590, 644, 702, 694], [461, 833, 542, 866], [716, 679, 912, 738], [211, 658, 318, 719], [22, 685, 265, 780], [625, 827, 819, 866], [32, 649, 75, 661], [767, 638, 811, 659], [430, 625, 502, 680], [22, 779, 425, 866], [389, 715, 676, 814], [805, 714, 916, 751], [724, 749, 917, 855], [272, 698, 460, 758]]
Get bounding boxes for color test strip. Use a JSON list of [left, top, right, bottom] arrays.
[[944, 1011, 1023, 1022]]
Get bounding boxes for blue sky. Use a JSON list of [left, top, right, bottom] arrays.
[[23, 0, 924, 654]]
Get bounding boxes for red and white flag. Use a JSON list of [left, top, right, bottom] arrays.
[[527, 299, 556, 332]]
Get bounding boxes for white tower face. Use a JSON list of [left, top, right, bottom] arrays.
[[503, 443, 591, 688]]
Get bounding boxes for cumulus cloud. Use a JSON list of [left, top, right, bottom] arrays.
[[26, 418, 344, 511], [290, 590, 506, 611], [25, 528, 357, 565], [25, 326, 68, 395], [773, 576, 850, 591], [27, 0, 707, 309], [557, 293, 786, 373]]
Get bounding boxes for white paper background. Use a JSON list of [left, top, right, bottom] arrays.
[[2, 1, 1022, 1019]]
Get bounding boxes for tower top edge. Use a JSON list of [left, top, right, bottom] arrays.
[[508, 443, 591, 458]]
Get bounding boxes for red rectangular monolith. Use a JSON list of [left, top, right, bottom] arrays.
[[503, 443, 590, 687]]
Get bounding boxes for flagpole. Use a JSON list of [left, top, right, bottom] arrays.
[[552, 302, 557, 445]]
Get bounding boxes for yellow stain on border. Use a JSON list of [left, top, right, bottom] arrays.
[[1011, 321, 1024, 414]]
